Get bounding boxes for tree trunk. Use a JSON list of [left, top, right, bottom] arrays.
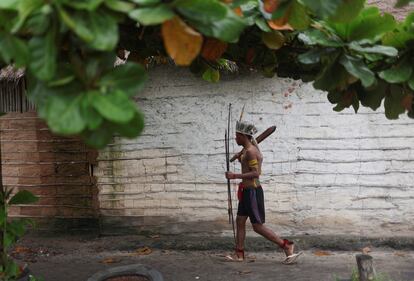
[[356, 254, 376, 281]]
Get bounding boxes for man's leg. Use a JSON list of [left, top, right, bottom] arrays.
[[251, 223, 294, 256], [236, 215, 248, 256]]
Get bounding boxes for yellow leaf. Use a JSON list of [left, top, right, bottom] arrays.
[[268, 18, 293, 31], [100, 257, 121, 264], [132, 246, 153, 256], [401, 94, 413, 111], [162, 16, 203, 66], [264, 0, 279, 13], [234, 7, 243, 16], [13, 246, 32, 254], [267, 6, 293, 31], [394, 251, 406, 257], [313, 250, 332, 256], [262, 31, 285, 50]]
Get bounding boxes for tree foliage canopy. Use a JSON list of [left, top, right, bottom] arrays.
[[0, 0, 413, 148]]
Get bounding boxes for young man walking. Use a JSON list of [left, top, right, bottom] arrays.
[[225, 121, 302, 264]]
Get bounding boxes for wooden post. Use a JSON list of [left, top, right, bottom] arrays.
[[356, 254, 376, 281]]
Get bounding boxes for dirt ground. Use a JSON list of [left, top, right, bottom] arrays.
[[11, 234, 414, 281]]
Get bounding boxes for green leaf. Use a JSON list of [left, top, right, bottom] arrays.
[[86, 11, 119, 51], [288, 0, 310, 30], [314, 63, 349, 91], [352, 93, 360, 113], [4, 258, 19, 277], [46, 94, 86, 135], [11, 0, 43, 33], [82, 125, 113, 149], [131, 0, 160, 4], [329, 0, 364, 23], [58, 7, 93, 42], [0, 207, 5, 226], [298, 49, 324, 64], [81, 94, 103, 130], [347, 8, 396, 42], [0, 32, 29, 68], [379, 60, 413, 83], [175, 0, 227, 24], [202, 68, 220, 82], [105, 0, 135, 12], [7, 219, 27, 237], [384, 85, 405, 119], [4, 232, 14, 248], [300, 0, 342, 19], [99, 63, 147, 97], [176, 0, 247, 42], [9, 190, 38, 205], [189, 8, 247, 43], [339, 55, 376, 88], [59, 9, 118, 51], [25, 9, 51, 35], [298, 29, 343, 47], [0, 0, 19, 9], [358, 81, 386, 111], [382, 29, 414, 49], [129, 4, 174, 25], [262, 31, 285, 50], [48, 75, 75, 87], [114, 110, 145, 138], [91, 90, 136, 123], [408, 74, 414, 91], [348, 42, 398, 57], [255, 18, 271, 32], [60, 0, 105, 11], [28, 30, 57, 81], [382, 13, 414, 48]]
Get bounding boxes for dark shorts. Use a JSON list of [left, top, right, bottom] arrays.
[[237, 186, 265, 224]]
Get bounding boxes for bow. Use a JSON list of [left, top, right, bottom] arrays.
[[225, 103, 236, 245]]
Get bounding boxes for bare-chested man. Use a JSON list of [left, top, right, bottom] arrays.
[[225, 121, 301, 264]]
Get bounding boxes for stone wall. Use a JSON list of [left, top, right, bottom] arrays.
[[367, 0, 413, 20], [96, 66, 414, 237]]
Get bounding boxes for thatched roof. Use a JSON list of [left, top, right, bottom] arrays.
[[0, 66, 34, 113], [0, 65, 24, 82]]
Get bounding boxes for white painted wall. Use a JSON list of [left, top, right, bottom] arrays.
[[95, 66, 414, 237]]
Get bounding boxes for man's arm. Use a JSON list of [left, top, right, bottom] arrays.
[[225, 149, 260, 180]]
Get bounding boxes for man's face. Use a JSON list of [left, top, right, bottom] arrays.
[[235, 132, 244, 145]]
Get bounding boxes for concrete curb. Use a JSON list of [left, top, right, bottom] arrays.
[[86, 264, 164, 281]]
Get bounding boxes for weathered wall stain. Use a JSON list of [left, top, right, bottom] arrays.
[[96, 66, 414, 237]]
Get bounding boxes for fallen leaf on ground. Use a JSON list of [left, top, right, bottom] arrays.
[[132, 246, 152, 256], [13, 246, 32, 254], [394, 251, 406, 257], [313, 250, 332, 256], [246, 255, 256, 263], [100, 257, 122, 264], [361, 247, 372, 254], [237, 270, 252, 275]]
